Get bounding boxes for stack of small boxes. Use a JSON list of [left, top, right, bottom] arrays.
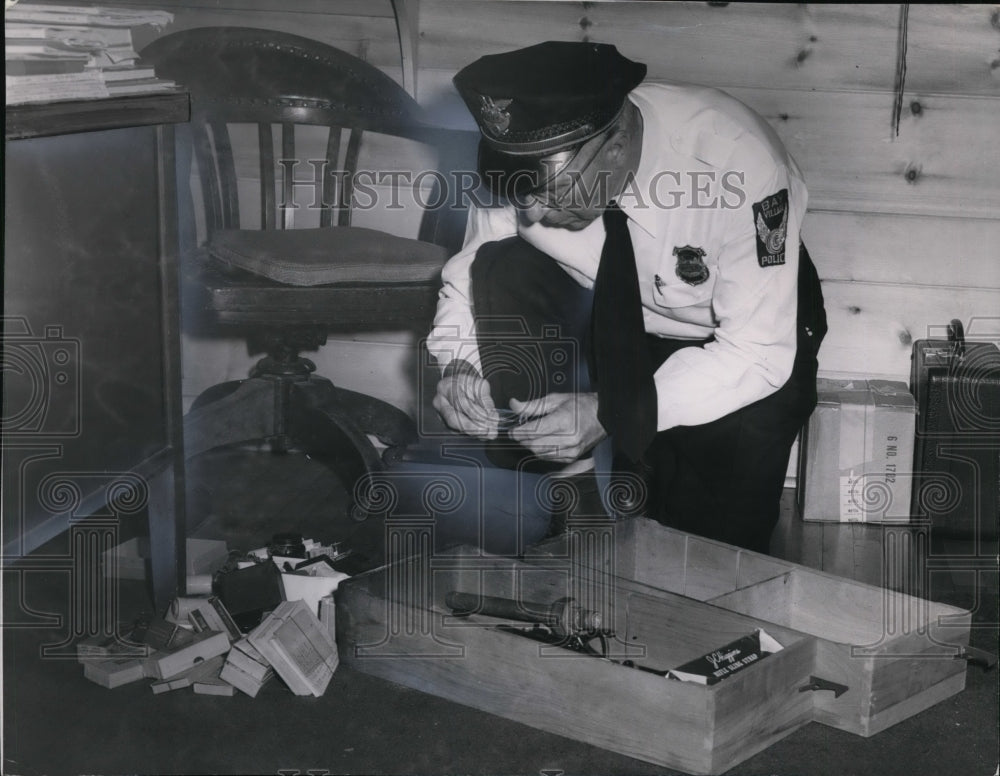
[[77, 599, 237, 695], [81, 536, 346, 698], [77, 594, 340, 698], [219, 638, 274, 698]]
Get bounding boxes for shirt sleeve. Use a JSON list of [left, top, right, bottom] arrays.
[[425, 202, 519, 374], [654, 163, 806, 431]]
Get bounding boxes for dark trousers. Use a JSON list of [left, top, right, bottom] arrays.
[[470, 236, 826, 553]]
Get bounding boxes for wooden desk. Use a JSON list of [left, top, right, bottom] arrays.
[[3, 92, 190, 611]]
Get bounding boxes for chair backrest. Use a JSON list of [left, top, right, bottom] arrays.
[[141, 26, 467, 249]]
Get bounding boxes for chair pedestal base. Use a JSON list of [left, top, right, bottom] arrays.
[[183, 373, 417, 521]]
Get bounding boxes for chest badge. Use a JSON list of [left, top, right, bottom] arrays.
[[673, 245, 710, 286]]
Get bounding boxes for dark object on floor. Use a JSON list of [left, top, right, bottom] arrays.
[[140, 27, 473, 520], [268, 533, 307, 559], [910, 318, 1000, 539], [213, 559, 284, 632]]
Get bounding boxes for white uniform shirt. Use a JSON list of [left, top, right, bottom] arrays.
[[427, 82, 808, 432]]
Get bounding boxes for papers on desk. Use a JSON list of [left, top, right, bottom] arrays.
[[5, 2, 177, 105], [6, 2, 172, 26]]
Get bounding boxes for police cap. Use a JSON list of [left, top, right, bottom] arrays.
[[453, 41, 647, 199]]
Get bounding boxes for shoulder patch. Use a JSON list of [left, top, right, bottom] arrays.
[[752, 189, 789, 267]]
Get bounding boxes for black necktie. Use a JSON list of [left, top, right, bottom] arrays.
[[592, 203, 657, 463]]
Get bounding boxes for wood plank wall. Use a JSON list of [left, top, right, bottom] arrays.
[[103, 2, 999, 475], [415, 1, 1000, 383]]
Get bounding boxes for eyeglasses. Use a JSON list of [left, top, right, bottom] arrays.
[[520, 127, 616, 211]]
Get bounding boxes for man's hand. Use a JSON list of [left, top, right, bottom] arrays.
[[509, 392, 606, 463], [433, 360, 499, 440]]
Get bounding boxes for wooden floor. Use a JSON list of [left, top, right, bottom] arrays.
[[5, 440, 997, 776], [771, 482, 997, 619], [185, 442, 391, 575], [185, 441, 997, 616]]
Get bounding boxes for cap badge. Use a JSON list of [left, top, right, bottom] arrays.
[[673, 245, 710, 286], [478, 95, 513, 136]]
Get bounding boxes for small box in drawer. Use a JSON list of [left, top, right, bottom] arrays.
[[530, 517, 972, 737], [337, 547, 817, 775]]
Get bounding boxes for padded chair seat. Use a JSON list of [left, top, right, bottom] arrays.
[[207, 226, 450, 287]]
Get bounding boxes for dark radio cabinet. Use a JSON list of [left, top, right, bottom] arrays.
[[3, 93, 190, 608], [910, 321, 1000, 540]]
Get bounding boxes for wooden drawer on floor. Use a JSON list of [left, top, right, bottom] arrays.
[[336, 547, 817, 776], [529, 517, 972, 737]]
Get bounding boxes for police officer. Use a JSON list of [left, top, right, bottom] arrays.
[[426, 41, 826, 553]]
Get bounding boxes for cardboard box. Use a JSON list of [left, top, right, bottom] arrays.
[[798, 378, 915, 523], [278, 557, 349, 618], [248, 600, 338, 697], [191, 654, 236, 696], [76, 632, 147, 663], [82, 656, 147, 688], [148, 630, 230, 680], [172, 596, 243, 641], [318, 595, 337, 645], [225, 639, 273, 682], [220, 660, 271, 698], [220, 638, 275, 698], [192, 678, 235, 696], [150, 655, 227, 694], [134, 617, 191, 651]]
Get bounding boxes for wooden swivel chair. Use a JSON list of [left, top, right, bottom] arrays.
[[141, 27, 470, 520]]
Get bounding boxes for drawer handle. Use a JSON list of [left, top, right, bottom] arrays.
[[955, 646, 997, 671], [798, 676, 849, 698]]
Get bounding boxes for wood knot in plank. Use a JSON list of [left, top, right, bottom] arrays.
[[898, 330, 913, 347], [848, 305, 862, 315]]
